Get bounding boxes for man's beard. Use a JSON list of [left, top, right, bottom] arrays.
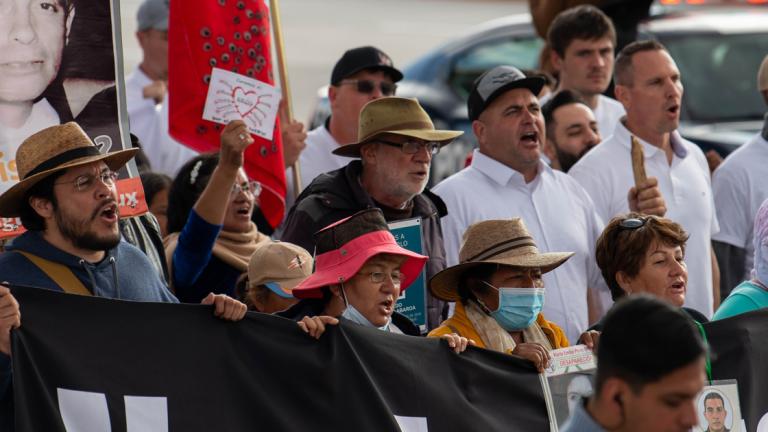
[[54, 201, 121, 252], [556, 145, 595, 173]]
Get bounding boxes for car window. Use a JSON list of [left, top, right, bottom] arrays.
[[661, 33, 768, 122], [449, 36, 543, 101]]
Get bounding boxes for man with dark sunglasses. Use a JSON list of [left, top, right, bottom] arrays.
[[284, 46, 402, 209], [280, 97, 463, 331]]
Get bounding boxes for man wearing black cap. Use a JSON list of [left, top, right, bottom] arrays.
[[284, 46, 402, 207], [433, 65, 609, 343]]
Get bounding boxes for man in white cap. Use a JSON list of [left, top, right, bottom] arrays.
[[711, 54, 768, 297], [281, 97, 463, 330], [433, 65, 610, 342]]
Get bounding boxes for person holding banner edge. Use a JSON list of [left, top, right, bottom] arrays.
[[280, 208, 472, 352], [428, 218, 598, 372]]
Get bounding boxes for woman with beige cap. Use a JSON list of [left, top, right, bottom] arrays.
[[238, 240, 312, 314], [428, 218, 574, 372]]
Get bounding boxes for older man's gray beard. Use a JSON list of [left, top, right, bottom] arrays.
[[54, 200, 121, 252]]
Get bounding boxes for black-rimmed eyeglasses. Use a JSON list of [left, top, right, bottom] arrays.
[[378, 138, 441, 155]]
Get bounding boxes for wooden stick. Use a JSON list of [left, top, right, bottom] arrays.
[[630, 135, 647, 188], [269, 0, 302, 197]]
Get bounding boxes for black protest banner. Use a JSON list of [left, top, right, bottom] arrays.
[[10, 287, 549, 431], [705, 309, 768, 431]]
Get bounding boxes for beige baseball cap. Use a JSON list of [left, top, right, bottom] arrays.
[[247, 241, 313, 298]]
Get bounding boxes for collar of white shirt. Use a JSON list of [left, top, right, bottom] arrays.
[[470, 149, 552, 187], [610, 119, 688, 159]]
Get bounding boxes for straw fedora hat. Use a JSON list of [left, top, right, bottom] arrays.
[[291, 208, 428, 299], [0, 122, 138, 217], [332, 97, 463, 158], [429, 218, 574, 302]]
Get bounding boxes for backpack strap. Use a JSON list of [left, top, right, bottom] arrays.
[[15, 251, 92, 296]]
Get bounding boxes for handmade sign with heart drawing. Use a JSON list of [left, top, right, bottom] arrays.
[[203, 67, 281, 140]]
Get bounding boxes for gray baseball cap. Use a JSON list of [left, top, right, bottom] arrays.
[[137, 0, 169, 32], [467, 66, 545, 121]]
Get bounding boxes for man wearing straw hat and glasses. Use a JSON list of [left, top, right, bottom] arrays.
[[0, 123, 250, 422], [428, 218, 584, 371], [281, 97, 463, 330]]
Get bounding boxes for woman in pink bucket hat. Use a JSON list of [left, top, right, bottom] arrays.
[[280, 209, 472, 351]]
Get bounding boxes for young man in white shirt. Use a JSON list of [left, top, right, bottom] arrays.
[[711, 55, 768, 296], [546, 5, 625, 138], [433, 66, 610, 342], [541, 89, 601, 173], [569, 40, 720, 318]]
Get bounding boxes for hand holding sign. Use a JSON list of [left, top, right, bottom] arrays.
[[628, 136, 667, 217], [203, 67, 282, 140]]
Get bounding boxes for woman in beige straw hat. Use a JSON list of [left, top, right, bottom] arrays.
[[428, 218, 575, 372]]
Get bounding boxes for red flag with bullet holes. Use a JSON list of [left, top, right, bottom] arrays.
[[168, 0, 285, 228]]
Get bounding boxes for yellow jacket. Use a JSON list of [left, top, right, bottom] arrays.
[[428, 301, 569, 350]]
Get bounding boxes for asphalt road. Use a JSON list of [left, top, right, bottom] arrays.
[[119, 0, 527, 123]]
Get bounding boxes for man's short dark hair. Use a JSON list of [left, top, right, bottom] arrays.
[[595, 295, 705, 395], [547, 5, 617, 57], [704, 392, 725, 407], [614, 40, 668, 87], [542, 89, 589, 138], [19, 172, 65, 231]]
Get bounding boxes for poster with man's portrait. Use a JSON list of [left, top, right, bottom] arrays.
[[543, 345, 597, 429], [695, 380, 745, 432], [0, 0, 143, 236]]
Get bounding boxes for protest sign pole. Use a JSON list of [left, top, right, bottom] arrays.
[[269, 0, 302, 197]]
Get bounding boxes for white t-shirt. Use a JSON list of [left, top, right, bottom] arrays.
[[433, 151, 608, 342], [712, 132, 768, 279], [125, 67, 198, 177], [592, 95, 625, 140], [284, 124, 350, 209], [569, 121, 719, 317], [0, 99, 60, 193]]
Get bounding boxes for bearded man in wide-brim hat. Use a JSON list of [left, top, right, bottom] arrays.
[[428, 218, 578, 372], [280, 96, 463, 331]]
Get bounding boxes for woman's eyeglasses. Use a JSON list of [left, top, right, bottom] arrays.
[[358, 270, 402, 284], [231, 180, 262, 197]]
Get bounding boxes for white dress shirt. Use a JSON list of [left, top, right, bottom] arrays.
[[434, 150, 607, 342], [125, 67, 198, 177], [593, 95, 625, 140], [569, 121, 719, 317]]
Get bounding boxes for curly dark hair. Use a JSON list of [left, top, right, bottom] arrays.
[[166, 153, 219, 234]]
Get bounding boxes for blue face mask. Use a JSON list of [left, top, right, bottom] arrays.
[[340, 284, 391, 331], [481, 283, 545, 331]]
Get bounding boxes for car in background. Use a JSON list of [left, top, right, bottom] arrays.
[[308, 3, 768, 182]]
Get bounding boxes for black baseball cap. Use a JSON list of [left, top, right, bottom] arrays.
[[330, 46, 403, 85], [467, 66, 545, 121]]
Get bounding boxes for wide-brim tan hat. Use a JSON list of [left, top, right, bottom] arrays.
[[429, 218, 574, 302], [332, 97, 463, 158], [0, 122, 138, 217]]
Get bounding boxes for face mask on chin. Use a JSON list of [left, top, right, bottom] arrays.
[[339, 283, 391, 331], [479, 282, 545, 331]]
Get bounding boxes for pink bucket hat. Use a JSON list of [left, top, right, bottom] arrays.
[[291, 209, 428, 299]]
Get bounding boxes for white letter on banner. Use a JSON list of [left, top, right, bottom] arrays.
[[394, 415, 429, 432], [57, 388, 112, 432], [125, 396, 169, 432]]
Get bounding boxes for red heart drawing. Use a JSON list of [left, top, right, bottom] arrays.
[[231, 86, 258, 118]]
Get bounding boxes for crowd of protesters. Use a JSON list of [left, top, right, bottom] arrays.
[[1, 0, 767, 429]]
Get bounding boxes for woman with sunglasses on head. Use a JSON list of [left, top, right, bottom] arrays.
[[591, 212, 708, 331], [164, 120, 268, 303], [427, 219, 577, 372], [279, 209, 471, 352]]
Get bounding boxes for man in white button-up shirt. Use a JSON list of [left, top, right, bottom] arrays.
[[569, 40, 720, 318], [434, 66, 609, 342]]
